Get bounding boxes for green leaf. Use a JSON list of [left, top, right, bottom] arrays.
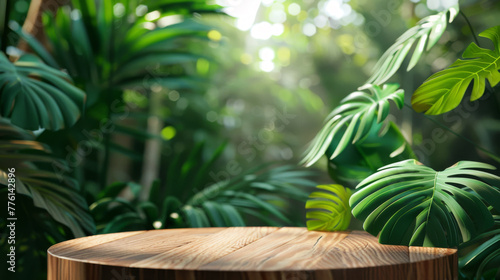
[[301, 84, 404, 167], [306, 184, 352, 231], [102, 212, 146, 233], [159, 196, 182, 226], [202, 201, 227, 227], [412, 25, 500, 115], [113, 53, 203, 82], [39, 1, 217, 108], [0, 120, 94, 237], [460, 233, 500, 279], [350, 160, 500, 247], [327, 121, 416, 188], [147, 0, 222, 16], [97, 182, 128, 199], [89, 144, 315, 231], [138, 201, 159, 224], [8, 21, 59, 68], [182, 205, 210, 227], [218, 204, 245, 226], [0, 53, 86, 130], [362, 6, 459, 87]]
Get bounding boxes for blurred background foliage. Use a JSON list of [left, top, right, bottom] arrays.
[[1, 0, 500, 279]]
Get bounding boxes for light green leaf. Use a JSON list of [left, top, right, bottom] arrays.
[[301, 84, 404, 167], [350, 160, 500, 248], [362, 6, 458, 87], [306, 184, 352, 231], [412, 25, 500, 115]]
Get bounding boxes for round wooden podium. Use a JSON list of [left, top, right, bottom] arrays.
[[47, 227, 457, 280]]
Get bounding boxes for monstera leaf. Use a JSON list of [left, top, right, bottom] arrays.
[[0, 53, 85, 130], [306, 184, 351, 231], [302, 84, 404, 167], [412, 26, 500, 115], [327, 121, 415, 188], [362, 5, 459, 87], [350, 160, 500, 248]]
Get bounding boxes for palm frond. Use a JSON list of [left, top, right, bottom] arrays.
[[16, 0, 221, 107], [183, 162, 316, 227], [350, 159, 500, 247], [362, 5, 459, 87], [302, 83, 404, 167], [0, 119, 94, 237], [90, 143, 316, 232], [306, 184, 351, 231], [412, 25, 500, 115]]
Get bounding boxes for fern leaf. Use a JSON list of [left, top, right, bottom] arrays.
[[306, 184, 351, 231], [361, 5, 458, 88], [302, 84, 404, 167], [412, 25, 500, 115]]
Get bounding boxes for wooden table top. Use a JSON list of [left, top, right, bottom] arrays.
[[47, 227, 458, 280]]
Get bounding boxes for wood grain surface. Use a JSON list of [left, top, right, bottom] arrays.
[[47, 227, 457, 280]]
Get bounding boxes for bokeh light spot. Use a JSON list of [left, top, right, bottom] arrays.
[[302, 23, 317, 36], [240, 53, 252, 65], [145, 10, 161, 21], [288, 3, 301, 16], [259, 47, 276, 61], [260, 61, 275, 72], [161, 126, 177, 140], [251, 22, 273, 40], [208, 30, 222, 41]]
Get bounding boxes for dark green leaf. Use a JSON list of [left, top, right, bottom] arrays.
[[350, 160, 500, 247]]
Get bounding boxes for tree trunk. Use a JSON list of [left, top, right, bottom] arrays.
[[18, 0, 69, 52]]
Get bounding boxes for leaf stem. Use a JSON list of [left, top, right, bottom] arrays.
[[100, 107, 112, 189], [459, 10, 480, 47], [100, 7, 115, 189], [404, 103, 500, 164], [0, 0, 10, 55]]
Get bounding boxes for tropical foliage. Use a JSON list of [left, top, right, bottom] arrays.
[[326, 121, 415, 187], [302, 83, 405, 167], [91, 143, 315, 232], [0, 120, 94, 237], [14, 0, 220, 107], [460, 228, 500, 279], [303, 1, 500, 279], [412, 25, 500, 115], [350, 160, 500, 247], [0, 120, 92, 278], [362, 4, 459, 87], [305, 184, 351, 231], [1, 0, 319, 279], [0, 53, 85, 130]]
